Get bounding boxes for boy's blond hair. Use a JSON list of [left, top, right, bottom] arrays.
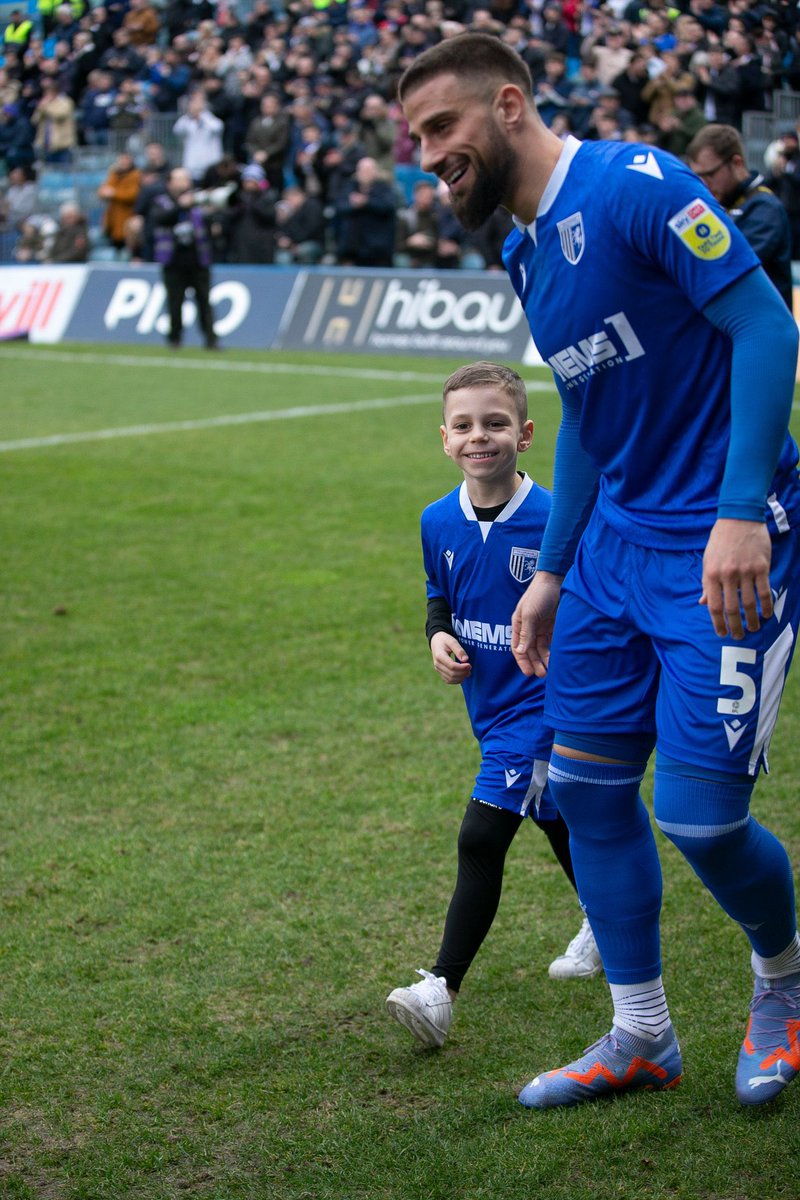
[[442, 361, 528, 424]]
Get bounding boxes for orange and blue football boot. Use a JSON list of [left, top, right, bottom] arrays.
[[518, 1025, 682, 1109], [736, 971, 800, 1106]]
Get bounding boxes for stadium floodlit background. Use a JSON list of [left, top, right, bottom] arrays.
[[1, 339, 799, 1199]]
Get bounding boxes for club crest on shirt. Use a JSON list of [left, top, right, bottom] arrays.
[[509, 546, 538, 583], [667, 198, 731, 260], [557, 212, 585, 265]]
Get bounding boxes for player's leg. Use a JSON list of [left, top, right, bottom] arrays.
[[530, 786, 603, 980], [385, 798, 522, 1048], [518, 519, 681, 1108], [651, 530, 800, 1106]]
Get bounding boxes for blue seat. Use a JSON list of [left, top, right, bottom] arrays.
[[394, 163, 438, 204]]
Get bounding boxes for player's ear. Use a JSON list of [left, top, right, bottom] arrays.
[[495, 84, 526, 133], [440, 424, 452, 457], [518, 419, 534, 452]]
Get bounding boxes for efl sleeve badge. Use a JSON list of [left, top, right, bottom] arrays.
[[667, 199, 731, 261]]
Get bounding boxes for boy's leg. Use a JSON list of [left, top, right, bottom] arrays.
[[432, 800, 522, 990], [385, 800, 520, 1048]]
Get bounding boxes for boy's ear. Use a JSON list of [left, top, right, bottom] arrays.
[[518, 419, 534, 452], [440, 424, 452, 457]]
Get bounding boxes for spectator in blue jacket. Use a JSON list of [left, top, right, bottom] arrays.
[[688, 122, 793, 309]]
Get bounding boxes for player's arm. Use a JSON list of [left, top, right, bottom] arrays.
[[426, 596, 471, 684], [512, 393, 600, 677], [701, 267, 799, 638]]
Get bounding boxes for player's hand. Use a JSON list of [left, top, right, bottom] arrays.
[[430, 632, 471, 684], [512, 571, 563, 677], [700, 518, 773, 639]]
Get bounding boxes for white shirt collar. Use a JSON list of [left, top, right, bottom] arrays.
[[511, 135, 583, 245]]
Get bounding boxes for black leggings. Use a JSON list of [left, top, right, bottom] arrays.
[[432, 799, 575, 993]]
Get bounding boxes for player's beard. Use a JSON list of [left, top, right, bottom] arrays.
[[450, 124, 517, 231]]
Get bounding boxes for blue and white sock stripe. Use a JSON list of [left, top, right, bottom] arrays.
[[655, 814, 750, 839], [548, 761, 646, 789]]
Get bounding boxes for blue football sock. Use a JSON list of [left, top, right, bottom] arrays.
[[654, 756, 797, 958], [547, 751, 662, 984]]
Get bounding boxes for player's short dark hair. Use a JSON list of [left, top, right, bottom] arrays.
[[442, 361, 528, 423], [686, 123, 744, 164], [398, 32, 533, 106]]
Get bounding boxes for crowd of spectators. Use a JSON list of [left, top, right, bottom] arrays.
[[1, 0, 799, 266]]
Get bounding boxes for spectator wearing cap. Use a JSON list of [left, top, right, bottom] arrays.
[[686, 0, 728, 36], [145, 45, 192, 112], [357, 92, 396, 180], [224, 162, 278, 264], [694, 45, 742, 126], [245, 91, 292, 193], [79, 68, 116, 145], [0, 102, 35, 171], [1, 165, 38, 231], [3, 9, 34, 50], [99, 27, 146, 87], [533, 52, 575, 128], [395, 177, 440, 268], [292, 121, 327, 195], [765, 128, 800, 258], [568, 58, 605, 136], [756, 14, 788, 92], [537, 2, 571, 56], [32, 77, 77, 163], [722, 27, 768, 122], [317, 118, 365, 208], [589, 24, 633, 86], [641, 50, 696, 126], [611, 53, 651, 126], [275, 184, 326, 265], [655, 83, 706, 157], [335, 155, 397, 267], [47, 201, 89, 263], [688, 125, 793, 310]]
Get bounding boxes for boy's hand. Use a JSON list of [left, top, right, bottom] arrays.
[[512, 571, 563, 677], [430, 632, 471, 684]]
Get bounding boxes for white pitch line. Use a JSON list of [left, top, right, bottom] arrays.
[[0, 346, 556, 390], [0, 393, 439, 453]]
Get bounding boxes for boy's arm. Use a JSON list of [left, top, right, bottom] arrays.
[[425, 597, 471, 684]]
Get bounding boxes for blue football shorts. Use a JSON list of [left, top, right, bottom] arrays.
[[544, 512, 800, 777], [472, 745, 559, 821]]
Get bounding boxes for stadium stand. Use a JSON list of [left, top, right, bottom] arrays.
[[1, 0, 799, 266]]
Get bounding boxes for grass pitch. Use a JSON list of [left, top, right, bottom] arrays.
[[1, 342, 799, 1199]]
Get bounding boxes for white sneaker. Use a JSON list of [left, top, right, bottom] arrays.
[[548, 916, 604, 980], [386, 969, 452, 1047]]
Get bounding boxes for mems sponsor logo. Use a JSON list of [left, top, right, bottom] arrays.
[[547, 310, 645, 388], [453, 615, 512, 651]]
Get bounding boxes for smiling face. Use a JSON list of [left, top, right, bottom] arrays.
[[441, 383, 533, 503], [402, 73, 518, 230]]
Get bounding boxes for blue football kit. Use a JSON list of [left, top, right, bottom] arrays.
[[503, 137, 800, 777], [422, 473, 557, 817]]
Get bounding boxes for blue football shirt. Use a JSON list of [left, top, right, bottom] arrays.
[[421, 474, 552, 755], [503, 137, 800, 549]]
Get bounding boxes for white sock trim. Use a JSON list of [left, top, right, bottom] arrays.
[[609, 977, 671, 1041], [751, 932, 800, 980]]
